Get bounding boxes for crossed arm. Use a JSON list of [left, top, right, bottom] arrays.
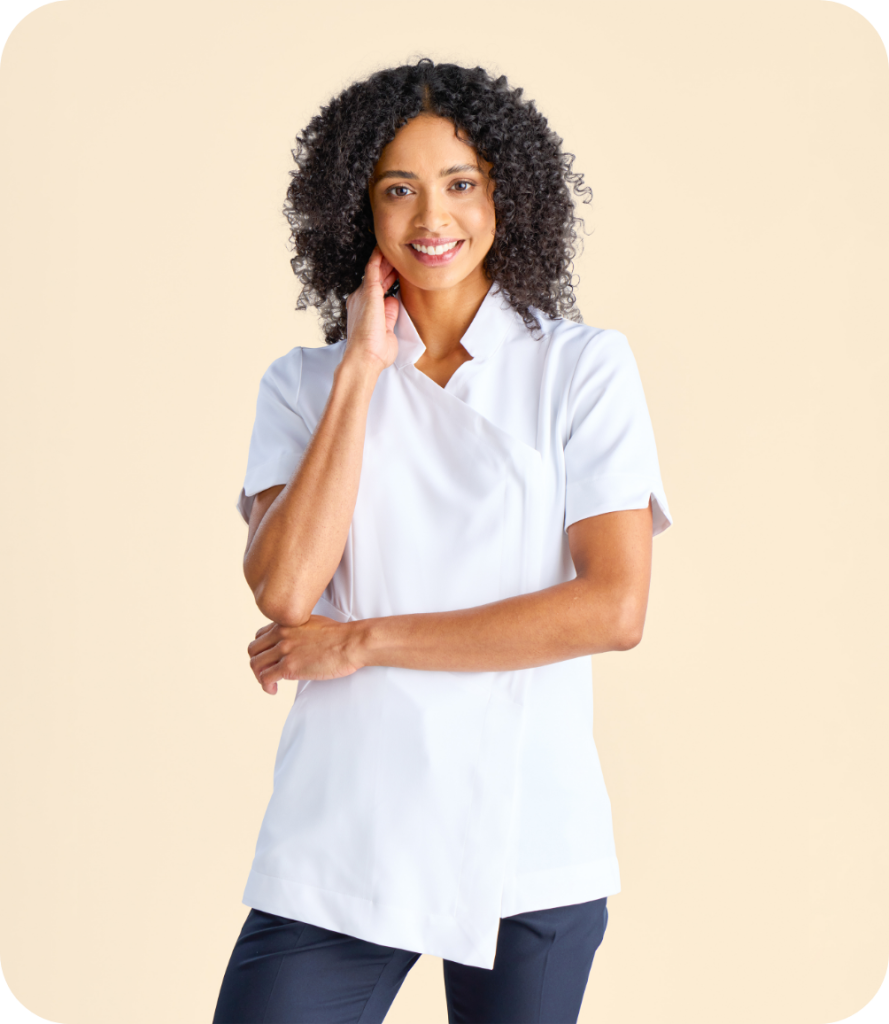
[[242, 356, 653, 695], [242, 260, 653, 695], [246, 488, 653, 694]]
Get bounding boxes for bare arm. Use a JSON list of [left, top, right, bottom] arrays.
[[243, 247, 399, 625], [359, 502, 653, 670], [247, 502, 654, 693]]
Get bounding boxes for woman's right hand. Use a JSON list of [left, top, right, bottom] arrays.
[[343, 246, 400, 373]]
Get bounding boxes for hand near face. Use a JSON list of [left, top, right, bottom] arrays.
[[343, 246, 400, 374], [247, 618, 363, 695]]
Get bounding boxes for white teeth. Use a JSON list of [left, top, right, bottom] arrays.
[[411, 241, 459, 255]]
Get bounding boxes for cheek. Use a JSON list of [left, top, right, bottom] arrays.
[[469, 201, 496, 244], [372, 208, 403, 249]]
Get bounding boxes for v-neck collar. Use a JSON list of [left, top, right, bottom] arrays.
[[393, 282, 516, 370]]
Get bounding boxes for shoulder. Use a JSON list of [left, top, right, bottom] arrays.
[[259, 340, 346, 415], [523, 308, 637, 387], [542, 314, 630, 359]]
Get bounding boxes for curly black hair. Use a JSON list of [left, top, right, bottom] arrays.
[[284, 58, 593, 344]]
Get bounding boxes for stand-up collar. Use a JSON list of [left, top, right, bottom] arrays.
[[393, 282, 518, 369]]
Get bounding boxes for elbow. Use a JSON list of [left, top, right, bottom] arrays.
[[247, 569, 314, 627], [254, 586, 313, 627], [611, 622, 644, 652], [608, 595, 647, 652]]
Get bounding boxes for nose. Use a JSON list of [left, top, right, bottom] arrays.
[[415, 186, 450, 233]]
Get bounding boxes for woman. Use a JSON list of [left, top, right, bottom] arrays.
[[214, 59, 671, 1024]]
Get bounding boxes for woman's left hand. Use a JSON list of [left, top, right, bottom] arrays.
[[247, 617, 364, 695]]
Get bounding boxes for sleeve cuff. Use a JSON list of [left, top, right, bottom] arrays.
[[235, 452, 302, 524], [565, 473, 673, 537]]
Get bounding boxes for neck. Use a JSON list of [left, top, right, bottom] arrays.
[[398, 270, 492, 361]]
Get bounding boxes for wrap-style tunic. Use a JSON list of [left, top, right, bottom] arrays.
[[235, 283, 672, 969]]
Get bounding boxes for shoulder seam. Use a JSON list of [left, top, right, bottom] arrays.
[[262, 347, 303, 413], [294, 347, 303, 415], [564, 328, 636, 415], [565, 326, 619, 399]]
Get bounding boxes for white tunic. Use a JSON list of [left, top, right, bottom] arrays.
[[235, 283, 672, 969]]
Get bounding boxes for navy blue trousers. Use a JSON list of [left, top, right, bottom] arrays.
[[212, 898, 608, 1024]]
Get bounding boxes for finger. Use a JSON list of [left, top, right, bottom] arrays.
[[380, 265, 398, 292], [254, 654, 282, 695], [384, 294, 400, 331], [254, 622, 275, 640], [363, 246, 384, 284], [258, 661, 288, 694], [248, 629, 279, 657], [249, 645, 282, 678], [378, 252, 397, 280]]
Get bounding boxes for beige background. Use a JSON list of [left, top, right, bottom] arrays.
[[1, 0, 887, 1021]]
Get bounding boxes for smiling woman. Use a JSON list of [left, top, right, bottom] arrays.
[[283, 60, 590, 348], [368, 115, 497, 387], [370, 120, 495, 272], [214, 58, 672, 1024]]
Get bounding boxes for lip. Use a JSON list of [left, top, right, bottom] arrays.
[[406, 238, 464, 266], [409, 236, 462, 246]]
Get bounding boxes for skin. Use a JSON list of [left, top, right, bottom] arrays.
[[243, 113, 653, 694], [368, 113, 497, 386]]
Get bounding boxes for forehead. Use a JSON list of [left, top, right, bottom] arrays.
[[373, 115, 491, 174]]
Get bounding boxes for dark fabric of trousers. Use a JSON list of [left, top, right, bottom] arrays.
[[212, 897, 608, 1024]]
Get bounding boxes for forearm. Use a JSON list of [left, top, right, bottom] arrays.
[[354, 576, 647, 673], [245, 356, 379, 624]]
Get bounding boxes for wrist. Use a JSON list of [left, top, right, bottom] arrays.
[[346, 617, 384, 669], [336, 349, 385, 390]]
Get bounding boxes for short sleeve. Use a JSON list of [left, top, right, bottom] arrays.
[[563, 330, 672, 536], [235, 348, 311, 524]]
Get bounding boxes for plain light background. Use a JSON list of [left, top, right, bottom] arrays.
[[1, 1, 887, 1022]]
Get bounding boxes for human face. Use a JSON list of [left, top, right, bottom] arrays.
[[368, 114, 496, 295]]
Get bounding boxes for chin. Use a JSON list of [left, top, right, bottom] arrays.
[[405, 263, 485, 290]]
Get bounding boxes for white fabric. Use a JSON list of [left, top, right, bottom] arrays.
[[235, 283, 672, 969]]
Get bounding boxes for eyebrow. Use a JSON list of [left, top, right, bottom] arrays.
[[373, 163, 482, 183]]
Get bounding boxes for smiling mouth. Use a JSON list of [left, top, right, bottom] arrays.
[[406, 239, 465, 267], [409, 240, 462, 255]]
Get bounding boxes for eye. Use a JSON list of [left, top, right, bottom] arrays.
[[385, 184, 413, 198], [450, 180, 475, 193]]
